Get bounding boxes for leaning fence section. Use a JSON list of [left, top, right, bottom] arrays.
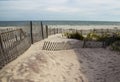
[[0, 21, 62, 69], [0, 29, 31, 68]]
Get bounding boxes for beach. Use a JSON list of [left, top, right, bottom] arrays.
[[48, 25, 120, 30], [0, 34, 120, 82], [1, 0, 120, 81]]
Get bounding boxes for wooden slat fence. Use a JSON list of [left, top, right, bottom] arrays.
[[42, 41, 71, 51], [0, 29, 31, 69], [45, 27, 120, 49], [0, 21, 120, 69], [0, 22, 63, 69]]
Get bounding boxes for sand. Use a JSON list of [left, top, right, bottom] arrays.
[[48, 25, 120, 30], [0, 34, 120, 82]]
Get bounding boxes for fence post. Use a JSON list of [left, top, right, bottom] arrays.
[[57, 28, 58, 33], [83, 38, 86, 48], [30, 21, 33, 44], [41, 22, 44, 39], [46, 25, 48, 38], [20, 30, 22, 40], [54, 28, 55, 34], [15, 35, 18, 41], [0, 34, 5, 68], [102, 40, 105, 48], [0, 35, 4, 53]]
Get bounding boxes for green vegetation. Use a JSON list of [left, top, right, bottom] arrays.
[[105, 33, 120, 46], [100, 33, 111, 40], [64, 31, 119, 45], [64, 32, 84, 40], [110, 41, 120, 52], [86, 32, 120, 41], [86, 32, 101, 41], [64, 31, 120, 52], [86, 32, 117, 41], [64, 31, 120, 41]]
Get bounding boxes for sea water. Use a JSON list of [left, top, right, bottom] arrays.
[[0, 21, 120, 29]]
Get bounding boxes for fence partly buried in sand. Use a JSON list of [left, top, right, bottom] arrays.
[[0, 21, 120, 69], [0, 21, 63, 69]]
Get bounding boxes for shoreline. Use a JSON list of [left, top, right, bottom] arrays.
[[48, 25, 120, 30], [0, 25, 120, 30]]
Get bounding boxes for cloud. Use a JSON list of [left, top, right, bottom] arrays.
[[40, 0, 68, 4], [0, 0, 120, 21], [46, 6, 80, 13]]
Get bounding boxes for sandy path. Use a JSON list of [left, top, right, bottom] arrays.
[[0, 48, 86, 82], [74, 48, 120, 82], [0, 34, 120, 82]]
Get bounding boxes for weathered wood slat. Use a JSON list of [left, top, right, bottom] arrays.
[[0, 28, 31, 69], [42, 41, 74, 51]]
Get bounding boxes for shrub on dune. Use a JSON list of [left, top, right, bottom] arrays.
[[64, 32, 84, 40], [110, 41, 120, 52], [86, 32, 101, 41]]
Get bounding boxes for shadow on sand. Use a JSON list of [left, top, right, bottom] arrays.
[[73, 48, 120, 82]]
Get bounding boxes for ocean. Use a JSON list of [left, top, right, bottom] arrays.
[[0, 21, 120, 29], [42, 21, 120, 26], [0, 21, 120, 26]]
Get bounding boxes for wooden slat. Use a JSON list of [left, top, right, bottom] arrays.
[[0, 28, 31, 69]]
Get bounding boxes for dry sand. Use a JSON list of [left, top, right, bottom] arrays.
[[48, 25, 120, 30], [0, 34, 120, 82]]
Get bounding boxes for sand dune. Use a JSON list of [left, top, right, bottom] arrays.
[[0, 34, 120, 82]]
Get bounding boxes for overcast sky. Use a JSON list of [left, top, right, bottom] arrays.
[[0, 0, 120, 21]]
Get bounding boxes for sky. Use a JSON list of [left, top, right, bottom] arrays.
[[0, 0, 120, 21]]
